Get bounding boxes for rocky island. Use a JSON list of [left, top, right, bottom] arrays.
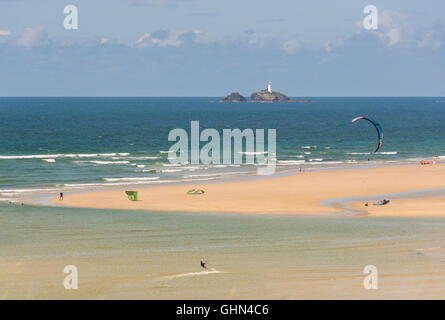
[[220, 92, 247, 102], [250, 81, 295, 102], [220, 82, 311, 103], [250, 89, 293, 102]]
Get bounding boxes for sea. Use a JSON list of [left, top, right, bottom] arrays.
[[1, 97, 445, 299], [0, 97, 444, 201]]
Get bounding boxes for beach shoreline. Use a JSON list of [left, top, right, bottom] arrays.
[[50, 163, 445, 217]]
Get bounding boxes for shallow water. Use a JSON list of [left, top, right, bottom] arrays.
[[2, 97, 445, 299], [1, 203, 445, 299]]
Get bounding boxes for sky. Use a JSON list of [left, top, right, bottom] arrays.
[[0, 0, 444, 96]]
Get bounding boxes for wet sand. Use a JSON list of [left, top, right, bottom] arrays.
[[52, 164, 445, 216]]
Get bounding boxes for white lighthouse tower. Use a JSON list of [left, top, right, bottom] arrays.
[[267, 81, 272, 93]]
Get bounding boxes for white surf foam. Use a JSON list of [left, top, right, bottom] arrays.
[[277, 160, 306, 165], [64, 179, 175, 188], [103, 177, 160, 182], [237, 151, 269, 155], [377, 151, 398, 155], [0, 153, 132, 160], [162, 163, 188, 167], [125, 156, 160, 160], [161, 169, 185, 173], [76, 160, 131, 165], [183, 171, 250, 179]]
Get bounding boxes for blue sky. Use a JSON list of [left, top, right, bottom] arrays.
[[0, 0, 444, 96]]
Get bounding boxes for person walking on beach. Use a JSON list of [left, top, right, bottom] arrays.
[[59, 192, 63, 200]]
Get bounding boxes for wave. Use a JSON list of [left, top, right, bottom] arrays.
[[103, 177, 160, 182], [42, 159, 56, 163], [277, 160, 306, 165], [183, 171, 250, 179], [309, 158, 323, 162], [0, 154, 67, 160], [76, 160, 131, 165], [124, 156, 160, 160], [77, 154, 99, 158], [376, 151, 398, 155], [0, 153, 131, 160], [64, 180, 176, 188], [162, 163, 188, 167], [237, 151, 269, 155], [161, 169, 185, 173], [308, 161, 343, 165], [0, 188, 61, 196], [347, 152, 371, 155]]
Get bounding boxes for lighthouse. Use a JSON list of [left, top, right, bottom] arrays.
[[267, 81, 272, 93]]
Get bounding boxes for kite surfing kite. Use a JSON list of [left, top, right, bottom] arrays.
[[351, 116, 383, 153]]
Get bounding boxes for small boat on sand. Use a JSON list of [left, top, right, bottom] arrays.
[[373, 199, 390, 206]]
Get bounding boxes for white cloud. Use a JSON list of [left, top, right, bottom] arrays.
[[130, 0, 191, 7], [0, 30, 12, 36], [282, 39, 300, 54], [16, 26, 46, 48], [418, 24, 445, 50], [386, 27, 402, 46], [136, 32, 151, 45], [136, 29, 201, 48]]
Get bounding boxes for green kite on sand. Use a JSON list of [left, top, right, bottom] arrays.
[[187, 189, 205, 195], [125, 191, 138, 201]]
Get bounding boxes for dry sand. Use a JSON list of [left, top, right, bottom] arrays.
[[51, 164, 445, 217]]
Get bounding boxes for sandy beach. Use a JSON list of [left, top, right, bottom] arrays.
[[52, 164, 445, 217]]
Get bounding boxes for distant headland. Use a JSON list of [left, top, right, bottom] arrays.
[[220, 81, 311, 103]]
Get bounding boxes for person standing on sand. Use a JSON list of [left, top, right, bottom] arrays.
[[433, 156, 437, 165], [59, 192, 63, 200]]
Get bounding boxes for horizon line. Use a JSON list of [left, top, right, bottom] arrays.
[[0, 96, 444, 98]]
